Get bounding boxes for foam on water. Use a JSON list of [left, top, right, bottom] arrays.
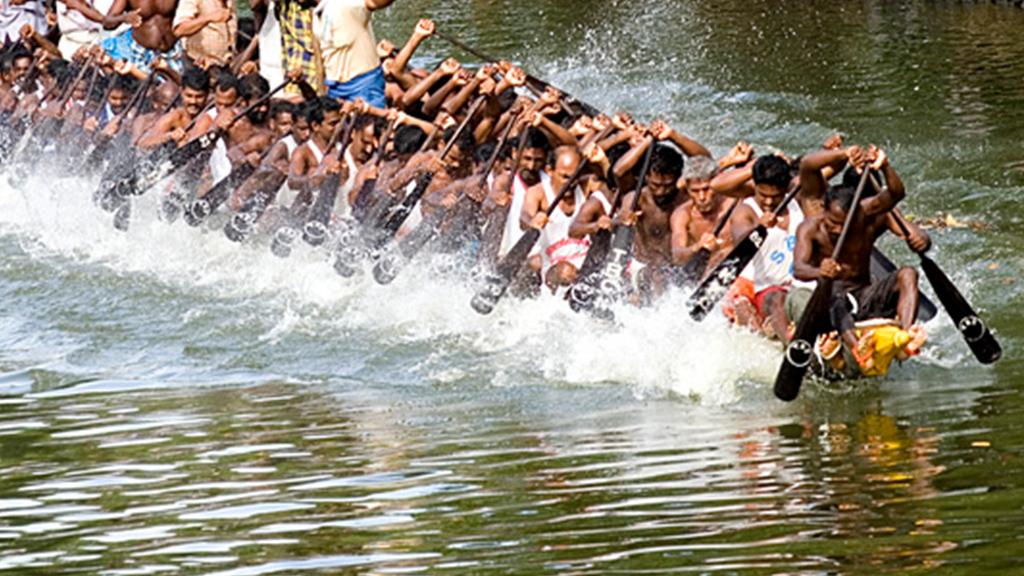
[[0, 166, 780, 405]]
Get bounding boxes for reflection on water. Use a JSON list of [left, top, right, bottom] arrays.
[[1, 0, 1023, 573], [1, 377, 1023, 573]]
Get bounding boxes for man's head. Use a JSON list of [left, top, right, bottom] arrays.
[[238, 73, 270, 124], [517, 127, 550, 185], [11, 50, 32, 83], [751, 155, 791, 214], [308, 96, 341, 141], [443, 126, 476, 177], [150, 80, 178, 112], [823, 183, 858, 240], [268, 100, 294, 137], [393, 124, 425, 158], [644, 143, 683, 207], [213, 71, 239, 111], [108, 75, 136, 113], [681, 155, 717, 214], [350, 113, 378, 162], [550, 146, 582, 192], [181, 67, 211, 117]]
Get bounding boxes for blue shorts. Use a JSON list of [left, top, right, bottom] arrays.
[[102, 28, 183, 74], [325, 66, 386, 109]]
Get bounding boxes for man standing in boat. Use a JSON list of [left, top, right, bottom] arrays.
[[102, 0, 184, 73], [318, 0, 396, 108]]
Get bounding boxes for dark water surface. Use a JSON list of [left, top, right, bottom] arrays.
[[2, 1, 1023, 573]]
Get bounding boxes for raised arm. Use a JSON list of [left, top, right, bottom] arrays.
[[650, 119, 711, 158], [390, 19, 433, 88], [861, 148, 905, 216]]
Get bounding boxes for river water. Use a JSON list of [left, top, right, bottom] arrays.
[[1, 1, 1023, 573]]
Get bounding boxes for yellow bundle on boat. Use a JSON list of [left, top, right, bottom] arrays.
[[856, 323, 912, 377]]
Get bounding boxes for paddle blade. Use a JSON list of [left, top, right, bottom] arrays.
[[919, 254, 1002, 364], [774, 280, 834, 402], [470, 228, 541, 315], [688, 225, 768, 322], [677, 248, 711, 287]]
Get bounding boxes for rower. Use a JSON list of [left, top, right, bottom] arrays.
[[521, 146, 591, 290], [285, 97, 344, 219], [793, 147, 927, 369], [723, 155, 803, 341], [614, 140, 687, 300], [493, 127, 550, 259], [129, 79, 178, 143], [669, 155, 733, 270], [136, 66, 211, 149]]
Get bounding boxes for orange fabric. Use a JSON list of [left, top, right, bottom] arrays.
[[722, 277, 755, 321]]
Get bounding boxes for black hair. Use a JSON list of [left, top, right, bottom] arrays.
[[215, 70, 239, 94], [475, 141, 496, 165], [454, 127, 475, 157], [270, 100, 295, 119], [307, 96, 340, 125], [46, 58, 68, 81], [840, 166, 882, 197], [113, 74, 138, 93], [496, 88, 517, 112], [353, 112, 375, 131], [825, 184, 858, 214], [648, 143, 684, 179], [393, 124, 425, 155], [182, 66, 211, 92], [752, 155, 791, 190], [522, 127, 550, 153], [238, 73, 269, 101]]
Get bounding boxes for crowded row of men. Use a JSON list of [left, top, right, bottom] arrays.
[[0, 16, 931, 371]]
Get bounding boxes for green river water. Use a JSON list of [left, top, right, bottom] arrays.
[[1, 0, 1023, 573]]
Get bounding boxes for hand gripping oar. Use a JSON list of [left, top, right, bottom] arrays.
[[676, 198, 740, 286], [567, 184, 622, 314], [774, 167, 871, 402], [877, 177, 1002, 365], [373, 95, 486, 246], [475, 117, 534, 268], [300, 114, 360, 246], [350, 116, 397, 222], [687, 184, 803, 322], [222, 168, 289, 242], [373, 111, 519, 285], [112, 81, 290, 231], [130, 80, 290, 199], [579, 140, 658, 319], [184, 136, 281, 227], [270, 111, 359, 257], [470, 152, 592, 315], [433, 29, 601, 118]]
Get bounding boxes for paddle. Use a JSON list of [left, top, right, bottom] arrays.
[[687, 184, 803, 321], [576, 139, 658, 319], [373, 95, 485, 246], [433, 29, 601, 118], [470, 150, 593, 315], [300, 113, 361, 246], [566, 184, 622, 314], [475, 116, 534, 268], [222, 168, 289, 242], [676, 198, 740, 286], [349, 115, 397, 223], [108, 81, 290, 216], [774, 167, 871, 402], [373, 110, 519, 285], [878, 178, 1001, 364]]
